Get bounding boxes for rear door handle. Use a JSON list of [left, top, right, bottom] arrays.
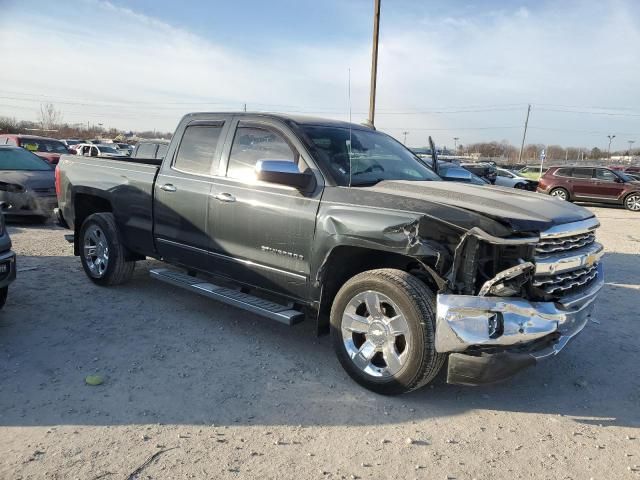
[[160, 184, 177, 192], [214, 192, 236, 203]]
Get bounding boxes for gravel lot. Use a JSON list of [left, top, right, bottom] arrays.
[[1, 205, 639, 479]]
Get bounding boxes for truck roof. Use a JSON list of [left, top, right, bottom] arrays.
[[182, 112, 375, 131]]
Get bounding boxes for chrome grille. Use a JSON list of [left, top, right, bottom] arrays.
[[533, 218, 601, 299], [533, 264, 598, 295], [535, 231, 596, 254]]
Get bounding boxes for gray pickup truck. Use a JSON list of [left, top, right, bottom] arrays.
[[55, 113, 603, 394]]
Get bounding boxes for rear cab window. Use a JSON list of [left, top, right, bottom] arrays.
[[173, 124, 224, 176]]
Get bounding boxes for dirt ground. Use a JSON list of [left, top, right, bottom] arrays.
[[1, 205, 638, 480]]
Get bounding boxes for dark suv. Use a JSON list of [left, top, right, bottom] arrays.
[[537, 166, 640, 211]]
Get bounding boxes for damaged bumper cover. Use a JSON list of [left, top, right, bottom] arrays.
[[436, 263, 603, 386]]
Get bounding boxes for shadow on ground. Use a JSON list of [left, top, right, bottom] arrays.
[[0, 249, 638, 430]]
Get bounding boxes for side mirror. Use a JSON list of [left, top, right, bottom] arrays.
[[256, 160, 314, 190]]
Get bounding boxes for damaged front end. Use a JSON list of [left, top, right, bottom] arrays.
[[436, 218, 604, 386]]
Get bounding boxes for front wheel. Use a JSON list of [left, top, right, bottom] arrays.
[[624, 193, 640, 211], [330, 269, 445, 395], [0, 287, 7, 309], [79, 213, 135, 286]]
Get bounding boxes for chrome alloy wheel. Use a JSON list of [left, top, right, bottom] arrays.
[[551, 189, 568, 200], [341, 290, 411, 378], [625, 194, 640, 211], [83, 224, 110, 278]]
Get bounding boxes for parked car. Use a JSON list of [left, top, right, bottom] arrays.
[[626, 173, 640, 182], [438, 161, 488, 185], [114, 143, 133, 156], [132, 140, 170, 159], [55, 112, 603, 394], [460, 162, 497, 184], [537, 166, 640, 211], [0, 205, 16, 309], [518, 165, 549, 180], [494, 168, 538, 190], [0, 146, 57, 221], [624, 166, 640, 174], [74, 143, 129, 158], [0, 134, 71, 164]]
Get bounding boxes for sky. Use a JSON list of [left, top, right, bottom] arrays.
[[1, 0, 639, 150]]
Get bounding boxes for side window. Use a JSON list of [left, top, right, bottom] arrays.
[[555, 168, 572, 177], [572, 168, 593, 179], [173, 124, 223, 176], [156, 143, 168, 159], [227, 125, 297, 180], [595, 168, 617, 181]]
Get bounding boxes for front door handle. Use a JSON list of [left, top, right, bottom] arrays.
[[214, 192, 236, 203], [160, 183, 177, 192]]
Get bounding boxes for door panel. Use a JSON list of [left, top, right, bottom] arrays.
[[207, 119, 322, 299], [571, 168, 595, 197], [154, 172, 213, 267], [153, 120, 228, 269], [593, 168, 625, 199]]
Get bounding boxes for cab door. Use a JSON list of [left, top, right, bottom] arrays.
[[153, 117, 231, 270], [206, 118, 323, 299]]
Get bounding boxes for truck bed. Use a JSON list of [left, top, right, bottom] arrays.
[[57, 154, 160, 257]]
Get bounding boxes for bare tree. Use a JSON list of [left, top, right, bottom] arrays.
[[38, 103, 63, 131]]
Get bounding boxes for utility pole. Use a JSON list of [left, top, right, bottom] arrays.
[[607, 134, 616, 161], [402, 131, 409, 144], [367, 0, 381, 129], [453, 137, 459, 153], [628, 140, 635, 160], [243, 103, 247, 112], [517, 104, 531, 164]]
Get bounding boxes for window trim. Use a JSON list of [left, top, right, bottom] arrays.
[[170, 121, 226, 178], [225, 121, 300, 180]]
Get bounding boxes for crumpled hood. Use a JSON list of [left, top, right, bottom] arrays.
[[365, 180, 594, 233]]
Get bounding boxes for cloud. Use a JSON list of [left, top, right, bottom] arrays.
[[0, 0, 639, 147]]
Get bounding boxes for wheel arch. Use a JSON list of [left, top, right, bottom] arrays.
[[72, 189, 113, 255], [315, 245, 445, 335]]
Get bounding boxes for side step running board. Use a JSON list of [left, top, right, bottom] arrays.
[[150, 268, 304, 326]]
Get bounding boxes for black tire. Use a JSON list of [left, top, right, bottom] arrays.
[[623, 192, 640, 211], [0, 287, 7, 310], [330, 268, 445, 395], [79, 212, 135, 286], [550, 187, 570, 201], [514, 182, 526, 190]]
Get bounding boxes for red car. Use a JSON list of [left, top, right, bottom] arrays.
[[537, 166, 640, 211], [0, 134, 71, 164]]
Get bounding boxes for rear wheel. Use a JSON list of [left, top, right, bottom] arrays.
[[624, 193, 640, 211], [79, 213, 135, 286], [550, 187, 569, 201], [330, 268, 445, 395], [514, 182, 526, 190], [0, 287, 7, 309]]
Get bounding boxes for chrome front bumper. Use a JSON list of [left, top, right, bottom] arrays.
[[435, 263, 603, 356]]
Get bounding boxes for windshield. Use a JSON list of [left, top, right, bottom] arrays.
[[99, 146, 120, 154], [0, 148, 53, 171], [300, 125, 440, 186], [20, 138, 68, 153]]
